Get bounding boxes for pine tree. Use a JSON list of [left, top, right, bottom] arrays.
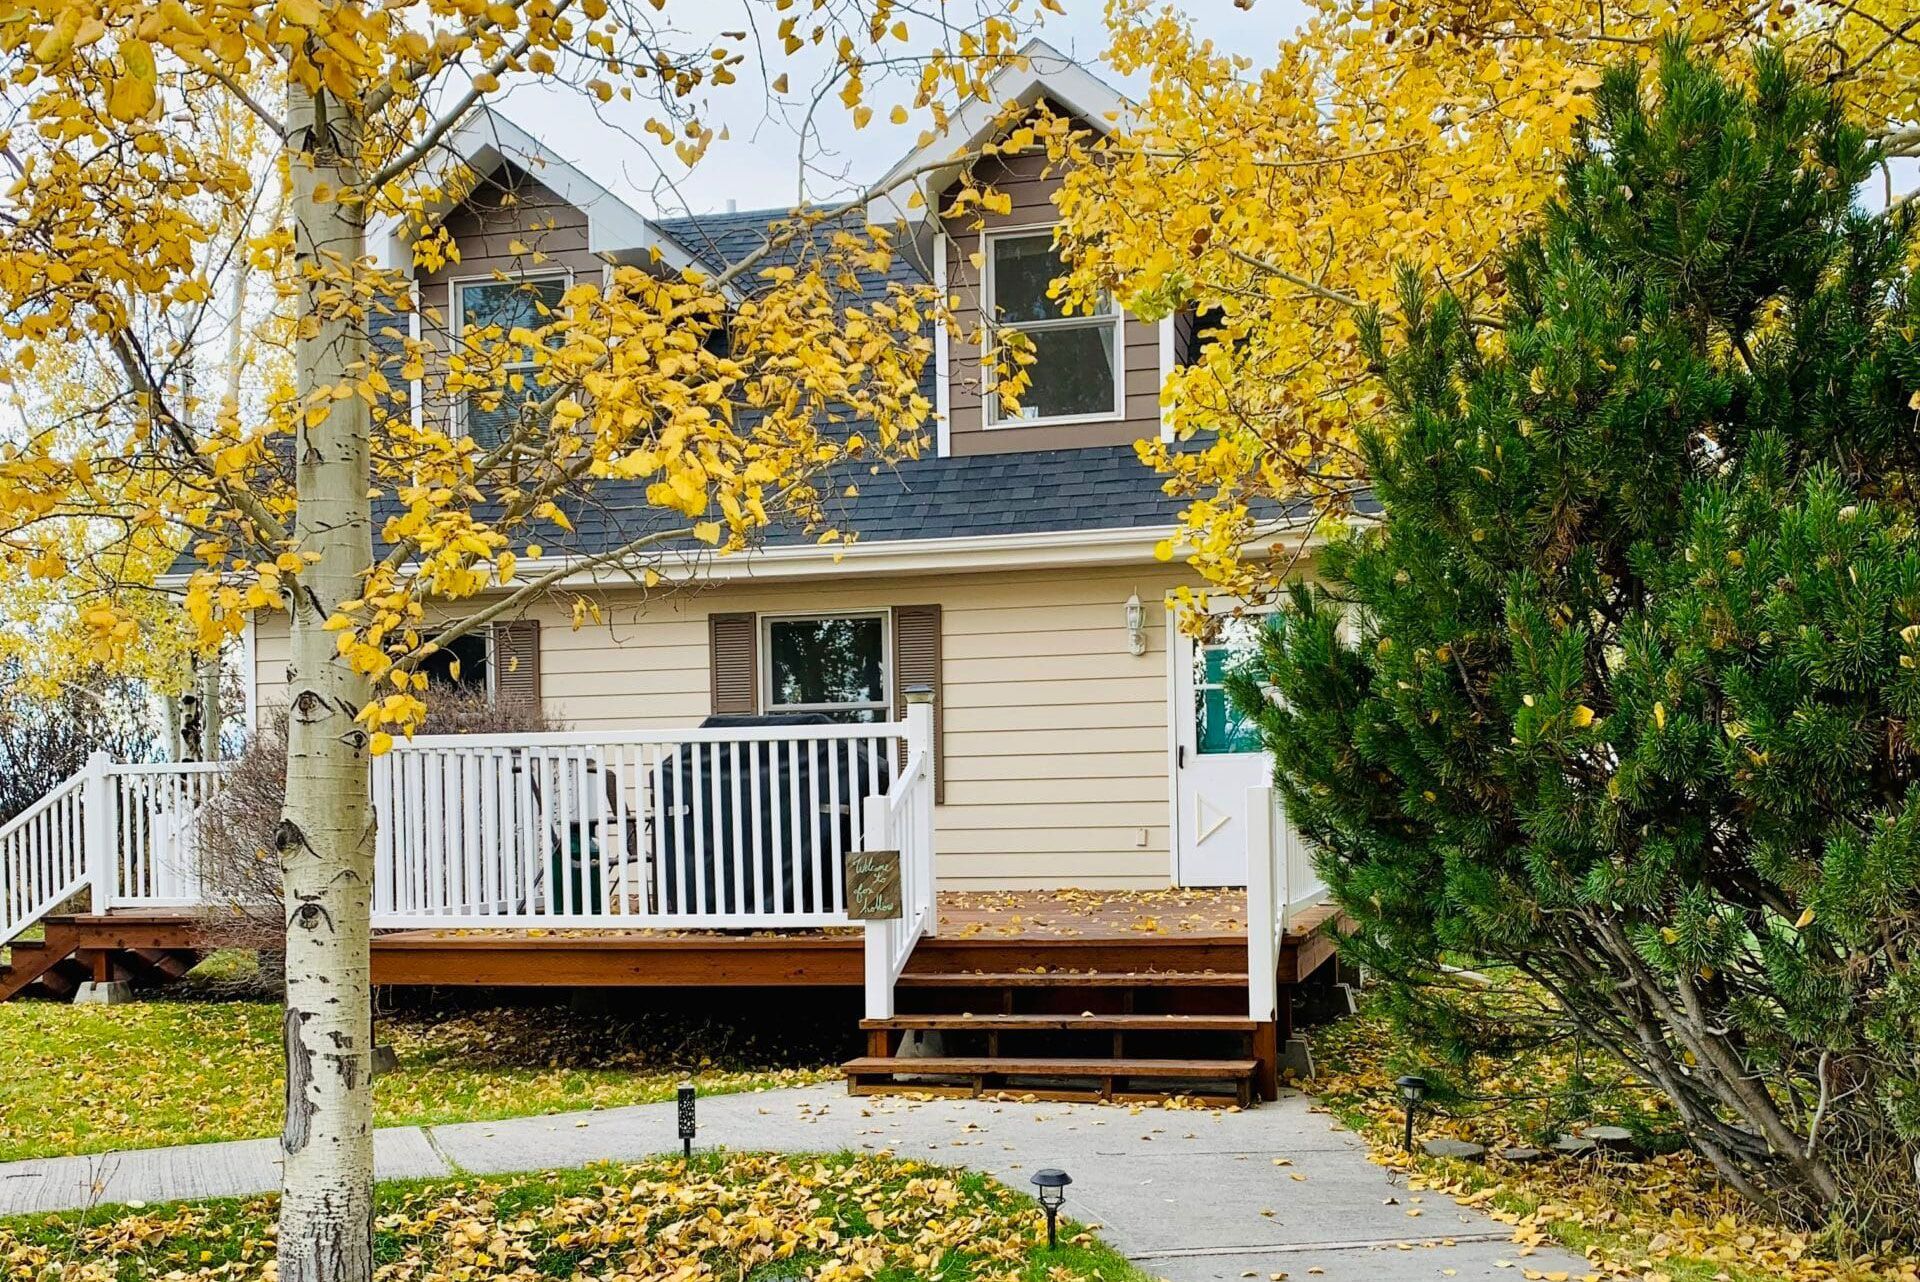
[[1238, 42, 1920, 1236]]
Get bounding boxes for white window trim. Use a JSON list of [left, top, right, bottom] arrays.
[[980, 224, 1124, 430], [447, 268, 574, 440], [759, 610, 893, 720]]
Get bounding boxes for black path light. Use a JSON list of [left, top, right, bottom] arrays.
[[1395, 1075, 1430, 1153], [677, 1081, 697, 1158], [1030, 1168, 1072, 1249]]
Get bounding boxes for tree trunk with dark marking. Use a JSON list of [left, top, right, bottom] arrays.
[[277, 80, 376, 1282]]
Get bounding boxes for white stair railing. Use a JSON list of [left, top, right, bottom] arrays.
[[860, 687, 937, 1020], [0, 765, 92, 945], [1245, 781, 1328, 1022]]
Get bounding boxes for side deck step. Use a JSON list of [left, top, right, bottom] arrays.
[[844, 1055, 1260, 1106], [898, 970, 1246, 987], [862, 1013, 1259, 1032]]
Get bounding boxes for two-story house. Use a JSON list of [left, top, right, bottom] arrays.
[[247, 42, 1292, 897], [4, 42, 1334, 1103]]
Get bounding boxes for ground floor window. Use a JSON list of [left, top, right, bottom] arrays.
[[420, 630, 490, 691], [763, 614, 888, 723]]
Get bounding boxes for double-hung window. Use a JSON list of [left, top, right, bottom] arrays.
[[452, 272, 569, 448], [983, 228, 1122, 426], [762, 614, 889, 723]]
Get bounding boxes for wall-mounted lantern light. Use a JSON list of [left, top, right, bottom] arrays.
[[1125, 593, 1146, 656]]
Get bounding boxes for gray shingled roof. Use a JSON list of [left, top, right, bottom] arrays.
[[645, 207, 1186, 549]]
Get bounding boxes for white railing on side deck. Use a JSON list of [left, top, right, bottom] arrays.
[[1, 753, 228, 945], [105, 761, 226, 908], [859, 690, 938, 1019], [371, 721, 913, 930], [1245, 780, 1329, 1023]]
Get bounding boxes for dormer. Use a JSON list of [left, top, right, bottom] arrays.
[[876, 40, 1163, 458]]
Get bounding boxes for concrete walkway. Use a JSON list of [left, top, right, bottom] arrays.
[[0, 1085, 1593, 1282]]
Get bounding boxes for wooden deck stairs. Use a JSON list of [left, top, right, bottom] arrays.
[[845, 917, 1332, 1106], [0, 914, 203, 1002]]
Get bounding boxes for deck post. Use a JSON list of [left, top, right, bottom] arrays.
[[861, 793, 897, 1019], [1245, 782, 1278, 1023], [81, 750, 113, 914], [903, 685, 937, 938]]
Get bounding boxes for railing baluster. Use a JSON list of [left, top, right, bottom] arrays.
[[826, 738, 843, 914]]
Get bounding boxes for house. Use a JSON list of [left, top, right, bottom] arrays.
[[0, 41, 1338, 1104]]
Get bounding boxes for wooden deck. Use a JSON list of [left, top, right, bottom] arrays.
[[4, 889, 1345, 1104], [3, 889, 1339, 994]]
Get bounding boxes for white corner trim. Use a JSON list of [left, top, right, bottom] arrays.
[[241, 614, 259, 732], [934, 229, 951, 458], [1163, 599, 1183, 885], [1157, 314, 1176, 443], [408, 289, 423, 433]]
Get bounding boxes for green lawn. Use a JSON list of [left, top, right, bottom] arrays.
[[0, 992, 837, 1162], [0, 1152, 1145, 1282]]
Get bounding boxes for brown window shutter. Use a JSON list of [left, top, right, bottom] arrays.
[[890, 604, 943, 803], [709, 612, 758, 715], [491, 619, 541, 706]]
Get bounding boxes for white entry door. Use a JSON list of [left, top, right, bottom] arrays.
[[1173, 616, 1272, 887]]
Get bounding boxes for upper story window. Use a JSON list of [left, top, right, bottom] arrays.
[[452, 272, 570, 448], [763, 613, 889, 723], [984, 228, 1122, 428]]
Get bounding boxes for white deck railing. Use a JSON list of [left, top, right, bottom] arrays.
[[1245, 780, 1329, 1023], [371, 721, 912, 930], [0, 714, 943, 1018], [0, 769, 89, 942]]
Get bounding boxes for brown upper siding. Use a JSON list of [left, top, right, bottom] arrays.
[[413, 167, 609, 433], [940, 143, 1162, 457]]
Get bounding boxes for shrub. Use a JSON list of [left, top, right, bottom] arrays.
[[1238, 45, 1920, 1239]]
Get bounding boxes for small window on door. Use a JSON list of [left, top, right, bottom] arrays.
[[764, 614, 888, 723], [1194, 619, 1266, 754]]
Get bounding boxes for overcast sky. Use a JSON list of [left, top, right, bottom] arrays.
[[485, 0, 1315, 219]]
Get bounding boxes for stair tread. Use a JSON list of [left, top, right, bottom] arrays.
[[900, 970, 1246, 987], [862, 1013, 1258, 1031], [844, 1055, 1260, 1077]]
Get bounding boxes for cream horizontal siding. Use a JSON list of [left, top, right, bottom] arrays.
[[248, 561, 1192, 889]]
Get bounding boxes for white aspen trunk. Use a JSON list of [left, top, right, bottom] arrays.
[[277, 82, 377, 1282]]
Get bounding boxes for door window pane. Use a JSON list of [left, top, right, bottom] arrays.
[[767, 616, 886, 723], [1194, 619, 1266, 755]]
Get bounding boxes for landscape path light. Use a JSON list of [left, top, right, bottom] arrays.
[[1396, 1074, 1430, 1154], [1030, 1168, 1071, 1250]]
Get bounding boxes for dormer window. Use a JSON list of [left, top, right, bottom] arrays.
[[452, 272, 570, 448], [983, 228, 1122, 427]]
